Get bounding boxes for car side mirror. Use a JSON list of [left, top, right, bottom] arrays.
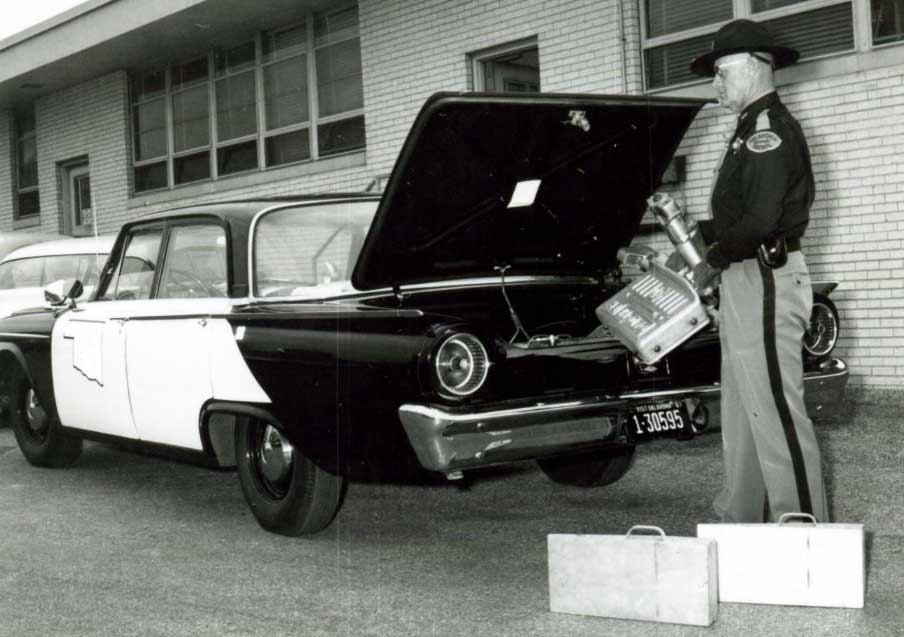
[[44, 279, 84, 308], [68, 280, 84, 300]]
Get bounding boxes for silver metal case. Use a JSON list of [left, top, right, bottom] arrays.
[[596, 262, 710, 364]]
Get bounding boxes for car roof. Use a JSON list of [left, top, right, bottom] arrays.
[[1, 235, 116, 263], [0, 231, 66, 261], [134, 194, 381, 226]]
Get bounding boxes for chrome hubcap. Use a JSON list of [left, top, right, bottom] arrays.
[[258, 425, 294, 484], [24, 389, 48, 434]]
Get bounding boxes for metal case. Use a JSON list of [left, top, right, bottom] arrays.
[[596, 262, 710, 364]]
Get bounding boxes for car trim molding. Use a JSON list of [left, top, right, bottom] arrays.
[[0, 332, 49, 340]]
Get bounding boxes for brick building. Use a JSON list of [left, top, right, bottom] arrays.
[[0, 0, 902, 391]]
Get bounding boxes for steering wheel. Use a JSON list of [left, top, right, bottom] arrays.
[[164, 268, 219, 297]]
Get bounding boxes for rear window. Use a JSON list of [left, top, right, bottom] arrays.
[[253, 201, 376, 298]]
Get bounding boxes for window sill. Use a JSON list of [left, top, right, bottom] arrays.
[[128, 150, 367, 210], [644, 42, 904, 99], [12, 216, 41, 230]]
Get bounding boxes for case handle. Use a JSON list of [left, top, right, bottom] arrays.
[[625, 525, 666, 539], [778, 512, 818, 526]]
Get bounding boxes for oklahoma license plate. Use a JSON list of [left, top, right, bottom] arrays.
[[626, 399, 691, 440]]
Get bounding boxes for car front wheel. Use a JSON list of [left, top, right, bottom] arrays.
[[9, 380, 82, 468], [537, 445, 636, 487], [235, 418, 346, 536]]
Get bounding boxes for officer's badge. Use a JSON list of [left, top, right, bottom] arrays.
[[746, 131, 782, 153]]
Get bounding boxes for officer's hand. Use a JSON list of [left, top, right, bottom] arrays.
[[693, 260, 721, 296]]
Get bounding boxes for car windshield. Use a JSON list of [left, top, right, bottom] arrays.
[[0, 253, 108, 290], [253, 201, 377, 298]]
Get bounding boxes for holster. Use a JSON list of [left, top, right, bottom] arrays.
[[757, 235, 787, 269]]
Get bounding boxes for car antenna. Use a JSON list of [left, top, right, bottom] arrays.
[[90, 176, 101, 300], [494, 264, 529, 343]]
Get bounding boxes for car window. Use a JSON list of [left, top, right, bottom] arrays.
[[0, 258, 43, 289], [158, 224, 228, 299], [100, 229, 163, 301], [0, 253, 107, 291], [253, 201, 376, 298]]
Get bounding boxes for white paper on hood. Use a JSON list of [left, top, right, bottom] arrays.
[[507, 179, 541, 208]]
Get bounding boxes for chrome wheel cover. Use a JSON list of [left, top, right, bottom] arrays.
[[252, 424, 295, 499], [24, 389, 48, 436]]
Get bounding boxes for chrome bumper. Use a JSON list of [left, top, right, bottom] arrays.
[[399, 358, 848, 473]]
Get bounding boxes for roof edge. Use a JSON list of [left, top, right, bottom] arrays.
[[0, 0, 116, 52]]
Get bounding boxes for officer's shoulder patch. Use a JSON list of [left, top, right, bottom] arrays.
[[746, 130, 782, 153]]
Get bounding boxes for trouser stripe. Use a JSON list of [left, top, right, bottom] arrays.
[[759, 260, 813, 515]]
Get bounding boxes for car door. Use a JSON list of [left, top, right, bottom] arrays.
[[122, 222, 234, 450], [51, 227, 164, 438]]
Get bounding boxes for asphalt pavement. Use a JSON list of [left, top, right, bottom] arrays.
[[0, 394, 901, 637]]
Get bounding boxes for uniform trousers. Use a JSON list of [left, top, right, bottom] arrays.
[[714, 250, 829, 522]]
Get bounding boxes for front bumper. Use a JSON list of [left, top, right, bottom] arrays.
[[399, 358, 848, 473]]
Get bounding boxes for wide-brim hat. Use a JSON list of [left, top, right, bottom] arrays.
[[689, 19, 799, 77]]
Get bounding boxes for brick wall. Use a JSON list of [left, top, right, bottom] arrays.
[[360, 0, 627, 175], [31, 70, 132, 235], [0, 110, 12, 229]]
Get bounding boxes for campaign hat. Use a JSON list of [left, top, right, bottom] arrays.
[[689, 19, 799, 77]]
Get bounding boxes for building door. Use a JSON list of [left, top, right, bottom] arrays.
[[64, 163, 93, 236], [471, 38, 540, 92]]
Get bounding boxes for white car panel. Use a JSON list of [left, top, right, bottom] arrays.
[[125, 318, 211, 450], [54, 297, 269, 450], [52, 312, 138, 439], [208, 319, 270, 403]]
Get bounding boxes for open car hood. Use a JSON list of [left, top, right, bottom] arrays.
[[352, 92, 707, 290]]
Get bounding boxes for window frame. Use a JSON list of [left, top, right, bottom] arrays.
[[129, 3, 364, 195], [155, 220, 231, 300], [98, 224, 166, 302], [13, 105, 40, 220], [96, 216, 233, 301], [640, 0, 863, 92], [469, 36, 540, 91], [869, 0, 904, 47]]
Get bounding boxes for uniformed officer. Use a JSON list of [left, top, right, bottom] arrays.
[[689, 19, 829, 522]]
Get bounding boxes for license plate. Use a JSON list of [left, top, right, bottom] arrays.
[[626, 399, 691, 440]]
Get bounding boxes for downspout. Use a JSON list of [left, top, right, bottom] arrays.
[[616, 0, 628, 93]]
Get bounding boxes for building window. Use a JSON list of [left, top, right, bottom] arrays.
[[872, 0, 904, 45], [471, 38, 540, 92], [642, 1, 856, 90], [14, 106, 40, 218], [129, 3, 365, 194]]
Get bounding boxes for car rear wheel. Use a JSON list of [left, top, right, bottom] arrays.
[[537, 445, 636, 487], [235, 418, 346, 536], [9, 380, 82, 468]]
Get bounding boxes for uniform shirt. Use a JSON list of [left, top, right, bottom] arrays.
[[698, 91, 815, 269]]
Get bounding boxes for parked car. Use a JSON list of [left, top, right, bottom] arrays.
[[0, 231, 65, 262], [0, 235, 115, 318], [0, 93, 847, 536]]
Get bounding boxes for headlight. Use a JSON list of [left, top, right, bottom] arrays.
[[434, 332, 489, 397]]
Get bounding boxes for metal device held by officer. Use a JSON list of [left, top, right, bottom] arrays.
[[647, 192, 708, 273], [595, 193, 711, 365]]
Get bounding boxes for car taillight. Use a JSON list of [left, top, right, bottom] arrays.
[[434, 333, 489, 397]]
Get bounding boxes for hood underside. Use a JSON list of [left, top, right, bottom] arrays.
[[353, 92, 707, 290]]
